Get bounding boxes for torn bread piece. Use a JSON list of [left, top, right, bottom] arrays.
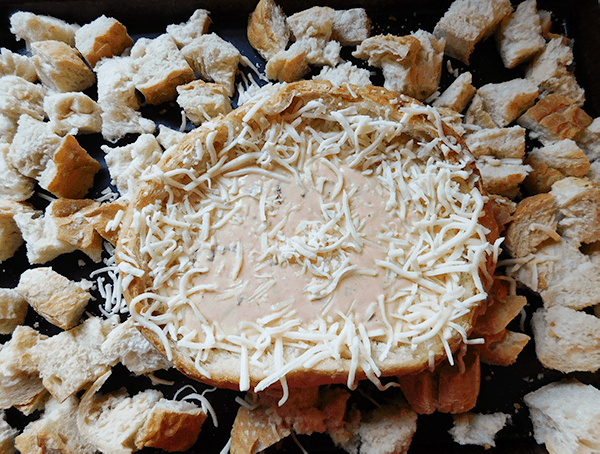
[[575, 116, 600, 163], [77, 371, 207, 453], [14, 396, 96, 454], [464, 125, 526, 159], [354, 31, 444, 101], [82, 197, 129, 246], [0, 47, 38, 82], [449, 412, 510, 448], [550, 176, 600, 247], [44, 91, 102, 136], [495, 0, 544, 69], [0, 410, 17, 454], [464, 93, 497, 129], [156, 124, 186, 151], [476, 78, 539, 127], [265, 42, 310, 82], [531, 306, 600, 373], [503, 193, 558, 258], [0, 75, 46, 125], [525, 37, 585, 106], [101, 318, 172, 375], [475, 156, 531, 198], [101, 133, 163, 200], [31, 40, 95, 93], [524, 139, 590, 194], [75, 15, 133, 68], [0, 199, 35, 262], [166, 9, 211, 48], [506, 239, 600, 310], [33, 316, 116, 403], [9, 11, 79, 49], [432, 71, 475, 113], [95, 55, 156, 142], [16, 267, 91, 330], [518, 93, 593, 143], [0, 288, 28, 335], [331, 8, 371, 46], [130, 33, 195, 106], [524, 379, 600, 453], [433, 0, 512, 65], [478, 329, 530, 366], [0, 325, 49, 415], [181, 33, 241, 97], [176, 79, 232, 125], [247, 0, 290, 61], [13, 200, 102, 264]]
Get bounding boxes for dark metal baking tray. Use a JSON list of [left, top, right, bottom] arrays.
[[1, 1, 599, 453]]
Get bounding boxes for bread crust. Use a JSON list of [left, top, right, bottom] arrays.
[[117, 80, 499, 391]]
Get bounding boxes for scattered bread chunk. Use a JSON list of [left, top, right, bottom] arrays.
[[432, 71, 475, 113], [503, 193, 559, 258], [588, 160, 600, 186], [478, 329, 530, 366], [550, 177, 600, 247], [286, 6, 341, 67], [0, 325, 49, 414], [130, 34, 195, 106], [0, 199, 34, 262], [472, 279, 529, 337], [0, 288, 28, 334], [33, 316, 116, 403], [475, 156, 531, 198], [31, 40, 95, 93], [7, 115, 61, 179], [507, 239, 600, 310], [82, 197, 129, 245], [313, 61, 372, 87], [9, 11, 79, 49], [464, 93, 497, 129], [524, 139, 590, 194], [489, 194, 518, 230], [101, 133, 163, 199], [0, 410, 17, 454], [525, 37, 585, 106], [449, 412, 510, 448], [95, 55, 156, 142], [575, 116, 600, 162], [433, 0, 512, 65], [14, 396, 96, 454], [518, 93, 593, 143], [101, 318, 172, 375], [343, 404, 417, 454], [0, 75, 46, 126], [232, 386, 352, 454], [265, 42, 310, 82], [156, 124, 186, 151], [354, 31, 444, 101], [166, 9, 211, 48], [531, 306, 600, 373], [524, 379, 600, 454], [247, 0, 290, 61], [464, 125, 526, 159], [75, 15, 133, 68], [331, 8, 371, 46], [77, 371, 207, 453], [176, 79, 232, 125], [39, 134, 102, 199], [181, 33, 241, 97], [476, 78, 539, 127], [495, 0, 544, 69], [399, 348, 480, 415], [44, 91, 102, 136], [16, 267, 91, 330], [0, 48, 37, 82]]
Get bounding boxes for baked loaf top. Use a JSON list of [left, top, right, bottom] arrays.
[[116, 80, 500, 394]]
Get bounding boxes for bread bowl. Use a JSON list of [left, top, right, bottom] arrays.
[[116, 80, 500, 394]]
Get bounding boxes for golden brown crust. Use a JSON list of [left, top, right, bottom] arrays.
[[119, 80, 499, 391], [247, 0, 290, 61]]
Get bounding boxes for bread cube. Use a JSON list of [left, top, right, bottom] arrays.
[[176, 79, 231, 125], [75, 15, 133, 67], [166, 9, 211, 48]]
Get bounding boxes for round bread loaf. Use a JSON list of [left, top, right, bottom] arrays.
[[116, 80, 500, 394]]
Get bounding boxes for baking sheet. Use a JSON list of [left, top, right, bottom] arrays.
[[1, 0, 600, 452]]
